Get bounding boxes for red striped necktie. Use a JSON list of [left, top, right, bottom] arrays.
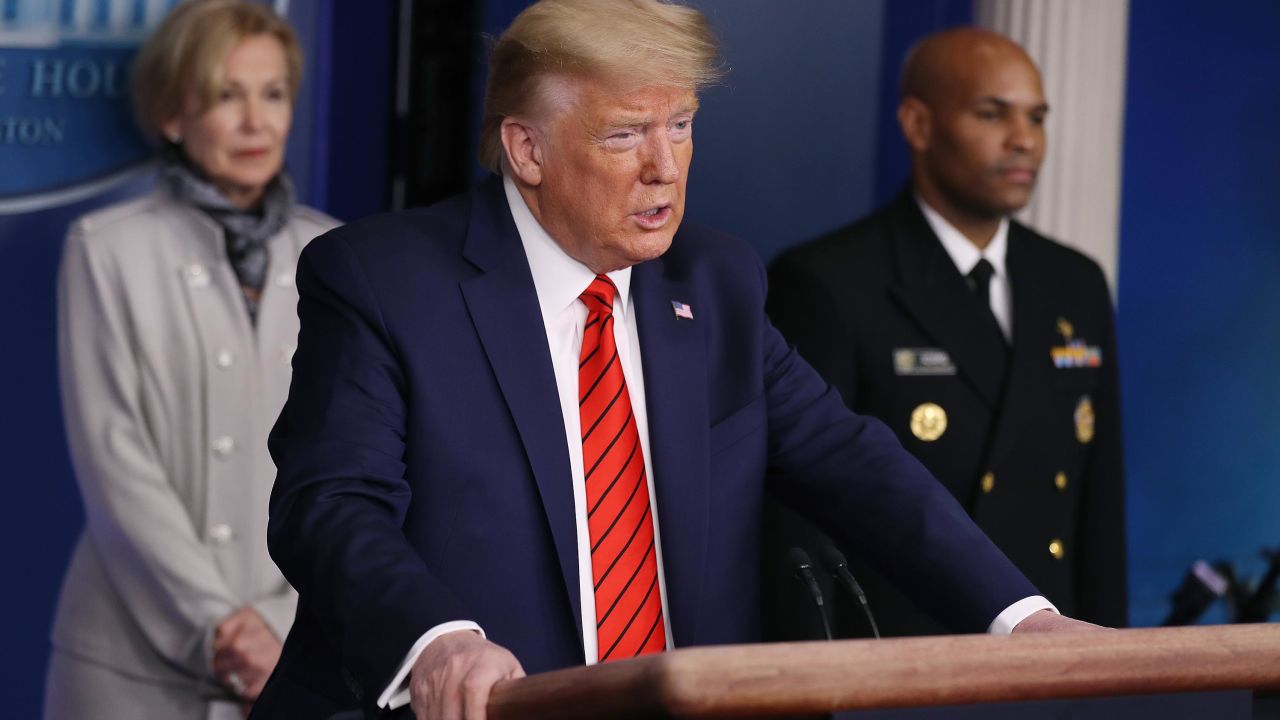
[[578, 275, 666, 662]]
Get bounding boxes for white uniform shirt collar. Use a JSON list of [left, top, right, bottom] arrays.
[[916, 194, 1009, 281], [504, 174, 632, 319]]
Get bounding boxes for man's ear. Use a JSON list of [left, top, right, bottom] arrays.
[[897, 98, 931, 153], [500, 118, 544, 186]]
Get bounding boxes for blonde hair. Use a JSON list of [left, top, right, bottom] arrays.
[[132, 0, 302, 140], [478, 0, 723, 174]]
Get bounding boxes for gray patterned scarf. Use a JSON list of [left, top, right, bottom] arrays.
[[161, 149, 294, 323]]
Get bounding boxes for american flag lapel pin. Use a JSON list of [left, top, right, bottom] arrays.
[[671, 300, 694, 320]]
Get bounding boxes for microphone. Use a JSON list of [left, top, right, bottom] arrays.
[[817, 544, 881, 639], [1238, 548, 1280, 623], [786, 547, 833, 641], [1162, 560, 1231, 626]]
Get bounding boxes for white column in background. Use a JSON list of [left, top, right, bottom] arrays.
[[65, 0, 93, 34], [108, 0, 132, 33], [975, 0, 1130, 296]]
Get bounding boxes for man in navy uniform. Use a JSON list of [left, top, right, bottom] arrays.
[[766, 28, 1125, 638]]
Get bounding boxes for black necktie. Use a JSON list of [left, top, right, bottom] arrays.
[[967, 258, 1007, 346], [968, 258, 995, 309]]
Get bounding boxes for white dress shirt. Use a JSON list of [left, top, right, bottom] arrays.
[[378, 180, 1053, 709], [917, 196, 1013, 342]]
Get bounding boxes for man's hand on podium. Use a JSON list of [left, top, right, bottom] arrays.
[[1012, 609, 1108, 633], [409, 629, 526, 720]]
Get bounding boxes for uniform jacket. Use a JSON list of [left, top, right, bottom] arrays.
[[252, 176, 1037, 718], [766, 189, 1126, 634], [53, 188, 338, 695]]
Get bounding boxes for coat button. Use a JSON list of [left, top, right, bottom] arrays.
[[279, 344, 295, 365], [1054, 472, 1068, 492], [185, 264, 210, 288], [215, 349, 234, 369], [1049, 538, 1065, 560], [980, 472, 995, 494], [275, 271, 294, 288], [211, 436, 236, 456], [209, 523, 234, 544]]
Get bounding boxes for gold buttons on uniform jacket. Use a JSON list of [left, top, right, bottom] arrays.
[[910, 403, 948, 442], [980, 472, 995, 494], [1074, 395, 1095, 444], [1049, 538, 1065, 560], [1054, 472, 1068, 491]]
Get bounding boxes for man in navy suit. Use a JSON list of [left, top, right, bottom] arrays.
[[255, 2, 1101, 719]]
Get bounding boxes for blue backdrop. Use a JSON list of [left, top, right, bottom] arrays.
[[1118, 0, 1280, 627]]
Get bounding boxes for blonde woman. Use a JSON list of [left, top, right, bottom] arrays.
[[45, 1, 337, 717]]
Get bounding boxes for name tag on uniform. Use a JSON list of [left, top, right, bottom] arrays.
[[893, 348, 956, 376]]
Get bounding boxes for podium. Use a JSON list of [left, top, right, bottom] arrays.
[[487, 625, 1280, 719]]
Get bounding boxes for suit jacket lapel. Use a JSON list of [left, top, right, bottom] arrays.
[[985, 224, 1045, 469], [458, 177, 583, 642], [631, 256, 708, 648], [885, 192, 1007, 407]]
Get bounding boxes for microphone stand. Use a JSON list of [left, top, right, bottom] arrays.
[[787, 547, 833, 641], [818, 544, 880, 639]]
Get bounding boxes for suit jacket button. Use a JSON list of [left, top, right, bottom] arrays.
[[215, 349, 234, 369], [209, 523, 233, 544], [212, 436, 236, 457], [1054, 472, 1068, 492], [1049, 538, 1065, 560], [980, 472, 995, 494], [185, 264, 210, 288]]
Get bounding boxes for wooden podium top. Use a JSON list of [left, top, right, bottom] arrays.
[[488, 624, 1280, 719]]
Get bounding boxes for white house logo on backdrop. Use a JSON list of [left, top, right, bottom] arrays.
[[0, 0, 182, 213]]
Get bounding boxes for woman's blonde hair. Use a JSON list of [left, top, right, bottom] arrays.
[[132, 0, 302, 140], [478, 0, 723, 174]]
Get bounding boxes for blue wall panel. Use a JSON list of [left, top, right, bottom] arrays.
[[1119, 0, 1280, 627], [684, 0, 885, 262], [872, 0, 972, 208]]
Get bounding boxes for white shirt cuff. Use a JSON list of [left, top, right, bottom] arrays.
[[987, 595, 1057, 635], [376, 621, 485, 710]]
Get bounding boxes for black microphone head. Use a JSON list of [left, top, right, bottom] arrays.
[[787, 546, 814, 570], [817, 544, 849, 572]]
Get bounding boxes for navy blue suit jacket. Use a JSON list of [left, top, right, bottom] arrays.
[[254, 177, 1036, 716]]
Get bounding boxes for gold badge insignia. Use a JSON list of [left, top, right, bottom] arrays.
[[1074, 395, 1095, 444], [910, 402, 948, 442], [1057, 317, 1074, 341]]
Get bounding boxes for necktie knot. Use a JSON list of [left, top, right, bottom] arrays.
[[968, 258, 995, 306], [969, 257, 995, 286], [581, 275, 617, 314]]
